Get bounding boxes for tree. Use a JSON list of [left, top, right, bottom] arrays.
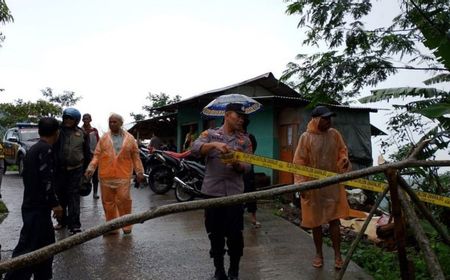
[[41, 87, 82, 108], [282, 0, 450, 229], [282, 0, 450, 104], [0, 0, 13, 48], [131, 92, 181, 121], [0, 99, 61, 130], [0, 88, 81, 131]]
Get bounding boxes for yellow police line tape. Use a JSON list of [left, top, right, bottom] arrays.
[[221, 151, 450, 209]]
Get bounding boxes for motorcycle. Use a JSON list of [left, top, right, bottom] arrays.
[[146, 149, 193, 194], [134, 145, 173, 191], [173, 159, 206, 202]]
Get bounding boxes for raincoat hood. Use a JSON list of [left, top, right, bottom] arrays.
[[306, 117, 324, 134]]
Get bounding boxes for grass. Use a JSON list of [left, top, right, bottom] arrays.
[[0, 200, 8, 214], [324, 222, 450, 279], [270, 196, 450, 279]]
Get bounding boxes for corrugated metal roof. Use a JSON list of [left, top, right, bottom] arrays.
[[156, 72, 299, 111], [154, 72, 382, 112]]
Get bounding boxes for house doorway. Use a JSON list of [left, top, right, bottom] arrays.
[[277, 107, 301, 185], [278, 123, 298, 185]]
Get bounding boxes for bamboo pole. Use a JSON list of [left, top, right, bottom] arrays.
[[335, 187, 389, 280], [398, 188, 445, 279], [0, 158, 449, 273]]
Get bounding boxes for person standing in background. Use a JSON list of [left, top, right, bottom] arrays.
[[82, 113, 100, 199], [148, 132, 162, 152], [293, 106, 351, 270], [53, 108, 91, 235], [85, 113, 144, 235], [183, 125, 197, 151]]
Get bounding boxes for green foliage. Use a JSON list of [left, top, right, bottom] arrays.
[[282, 0, 449, 103], [360, 87, 448, 103], [0, 99, 60, 129], [41, 87, 81, 107], [131, 92, 181, 121], [0, 0, 13, 47], [325, 233, 450, 279], [407, 0, 450, 70], [0, 88, 81, 131], [0, 200, 8, 213], [423, 73, 450, 85]]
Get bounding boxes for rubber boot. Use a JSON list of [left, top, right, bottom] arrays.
[[228, 256, 240, 280]]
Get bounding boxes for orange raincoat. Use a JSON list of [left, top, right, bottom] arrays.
[[87, 130, 144, 232], [293, 118, 351, 228]]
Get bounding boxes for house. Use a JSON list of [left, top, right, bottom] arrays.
[[129, 72, 383, 185]]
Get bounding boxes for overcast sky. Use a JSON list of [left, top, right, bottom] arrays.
[[1, 0, 449, 161]]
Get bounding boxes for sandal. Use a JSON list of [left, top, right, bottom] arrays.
[[312, 256, 323, 268], [335, 258, 344, 269]]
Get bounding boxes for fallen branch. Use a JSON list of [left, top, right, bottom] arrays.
[[0, 158, 449, 273], [398, 176, 450, 246], [398, 189, 445, 279]]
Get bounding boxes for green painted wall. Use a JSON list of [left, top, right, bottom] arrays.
[[177, 102, 276, 183], [177, 106, 201, 151], [246, 103, 276, 183]]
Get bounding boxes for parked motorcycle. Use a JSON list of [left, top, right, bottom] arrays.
[[134, 146, 173, 191], [173, 159, 206, 202], [146, 150, 193, 194]]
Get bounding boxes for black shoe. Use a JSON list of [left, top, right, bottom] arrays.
[[227, 269, 239, 280], [210, 270, 227, 280], [93, 194, 99, 199]]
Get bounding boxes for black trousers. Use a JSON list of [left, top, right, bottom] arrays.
[[92, 168, 99, 195], [5, 209, 55, 280], [205, 204, 244, 258], [55, 167, 83, 230]]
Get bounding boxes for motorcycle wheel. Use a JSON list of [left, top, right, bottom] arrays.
[[174, 182, 195, 202], [149, 166, 174, 194]]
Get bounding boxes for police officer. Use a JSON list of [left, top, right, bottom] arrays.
[[192, 103, 253, 280]]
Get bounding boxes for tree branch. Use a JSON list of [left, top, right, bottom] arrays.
[[398, 176, 450, 245], [0, 158, 449, 274], [398, 189, 446, 279]]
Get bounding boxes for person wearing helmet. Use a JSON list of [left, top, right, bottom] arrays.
[[53, 108, 91, 235]]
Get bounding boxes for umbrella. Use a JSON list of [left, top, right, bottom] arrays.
[[202, 94, 262, 117]]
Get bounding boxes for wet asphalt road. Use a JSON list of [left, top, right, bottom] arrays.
[[0, 172, 370, 279]]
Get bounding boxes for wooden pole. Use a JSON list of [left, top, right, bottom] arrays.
[[398, 189, 445, 279], [398, 175, 450, 246], [335, 187, 389, 280], [386, 168, 413, 279]]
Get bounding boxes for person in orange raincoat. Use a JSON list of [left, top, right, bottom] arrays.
[[85, 113, 145, 235], [293, 106, 351, 270]]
